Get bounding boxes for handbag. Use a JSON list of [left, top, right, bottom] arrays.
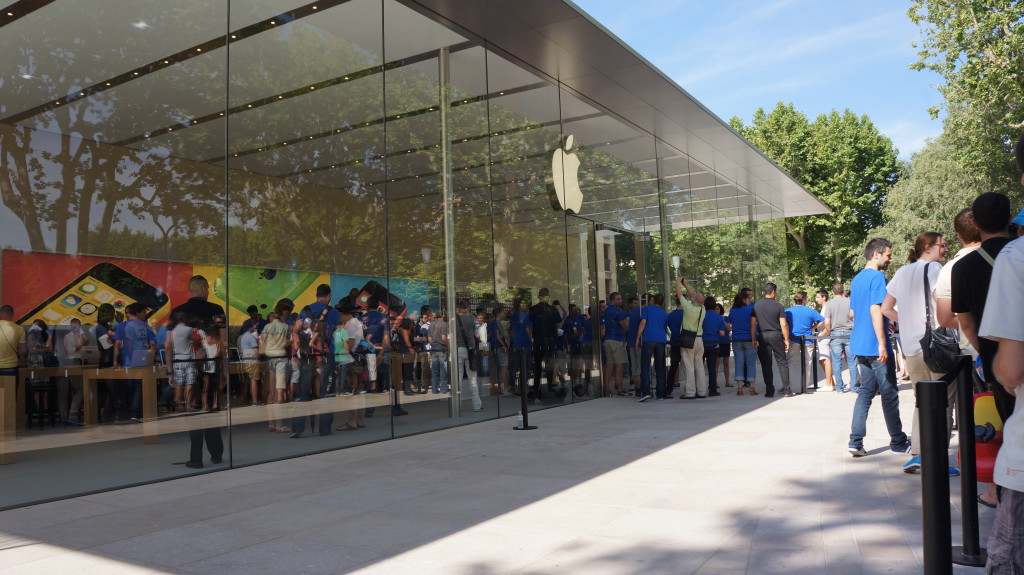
[[918, 264, 960, 374]]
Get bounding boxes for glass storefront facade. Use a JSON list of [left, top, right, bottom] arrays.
[[0, 0, 799, 509]]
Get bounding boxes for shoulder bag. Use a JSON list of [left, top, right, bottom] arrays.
[[919, 263, 960, 374], [680, 306, 703, 349]]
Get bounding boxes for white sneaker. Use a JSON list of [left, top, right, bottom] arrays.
[[848, 446, 867, 457]]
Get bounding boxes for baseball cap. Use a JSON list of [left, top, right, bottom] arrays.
[[1012, 208, 1024, 227]]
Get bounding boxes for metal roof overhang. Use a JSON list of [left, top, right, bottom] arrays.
[[413, 0, 830, 222]]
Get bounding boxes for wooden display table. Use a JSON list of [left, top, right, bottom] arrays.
[[82, 366, 161, 444]]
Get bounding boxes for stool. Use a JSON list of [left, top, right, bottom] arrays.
[[25, 377, 59, 429]]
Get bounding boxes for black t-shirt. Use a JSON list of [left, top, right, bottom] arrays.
[[752, 298, 786, 333], [951, 237, 1011, 382], [171, 297, 226, 331], [529, 302, 561, 343]]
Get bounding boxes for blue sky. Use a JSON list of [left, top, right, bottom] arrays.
[[572, 0, 944, 159]]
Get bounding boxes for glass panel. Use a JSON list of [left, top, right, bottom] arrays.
[[226, 0, 388, 464], [565, 216, 600, 400], [383, 0, 469, 436], [0, 0, 228, 506], [486, 51, 567, 417]]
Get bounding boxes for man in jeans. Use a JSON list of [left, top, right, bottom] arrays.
[[822, 284, 857, 393], [847, 238, 910, 458], [455, 300, 482, 412], [751, 282, 790, 397]]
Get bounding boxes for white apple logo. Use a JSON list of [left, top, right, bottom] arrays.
[[552, 135, 583, 213]]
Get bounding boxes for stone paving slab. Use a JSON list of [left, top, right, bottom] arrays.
[[0, 383, 995, 574]]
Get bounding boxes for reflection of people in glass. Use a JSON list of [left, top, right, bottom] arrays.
[[201, 318, 224, 411], [236, 321, 262, 405], [489, 305, 509, 396], [171, 275, 226, 469], [60, 318, 86, 424], [530, 288, 562, 400], [335, 304, 365, 431], [507, 299, 532, 396], [260, 299, 293, 433], [565, 304, 587, 396], [428, 309, 449, 394], [112, 304, 156, 422]]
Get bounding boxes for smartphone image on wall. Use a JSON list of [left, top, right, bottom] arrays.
[[214, 267, 318, 315], [18, 262, 170, 326], [357, 280, 408, 319]]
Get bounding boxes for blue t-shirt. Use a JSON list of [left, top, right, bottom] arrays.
[[640, 305, 668, 344], [603, 306, 627, 342], [581, 313, 594, 345], [113, 319, 156, 367], [666, 309, 684, 344], [786, 305, 824, 338], [300, 302, 339, 350], [702, 310, 727, 344], [728, 304, 753, 341], [510, 310, 532, 347], [850, 268, 892, 357], [566, 314, 587, 348], [626, 307, 641, 348], [360, 310, 388, 347]]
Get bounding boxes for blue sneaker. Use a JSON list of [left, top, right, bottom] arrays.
[[948, 467, 961, 477], [902, 456, 921, 473]]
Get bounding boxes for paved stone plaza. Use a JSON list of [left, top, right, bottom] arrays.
[[0, 381, 989, 574]]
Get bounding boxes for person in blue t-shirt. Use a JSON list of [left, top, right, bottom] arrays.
[[564, 304, 589, 396], [112, 302, 157, 422], [508, 299, 532, 395], [635, 293, 669, 400], [625, 297, 642, 394], [785, 292, 825, 394], [702, 297, 727, 397], [848, 238, 909, 457], [602, 292, 629, 396], [665, 297, 684, 397], [727, 289, 756, 394]]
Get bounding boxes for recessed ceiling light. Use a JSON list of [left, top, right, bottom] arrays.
[[132, 21, 149, 29]]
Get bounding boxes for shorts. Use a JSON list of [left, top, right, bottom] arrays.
[[626, 346, 641, 377], [817, 339, 830, 359], [494, 347, 509, 368], [268, 357, 290, 389], [718, 343, 730, 357], [240, 361, 261, 379], [986, 486, 1024, 573], [172, 362, 197, 387], [366, 355, 378, 381], [290, 358, 300, 384], [603, 340, 626, 365]]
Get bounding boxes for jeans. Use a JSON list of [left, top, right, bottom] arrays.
[[457, 346, 481, 411], [733, 340, 756, 383], [758, 332, 790, 394], [291, 358, 333, 435], [667, 344, 682, 392], [787, 338, 815, 394], [829, 331, 857, 392], [640, 341, 666, 398], [430, 350, 449, 393], [703, 343, 719, 394], [848, 354, 908, 450]]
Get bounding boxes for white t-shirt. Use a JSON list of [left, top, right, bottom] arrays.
[[936, 246, 979, 355], [979, 238, 1024, 492], [885, 260, 941, 357]]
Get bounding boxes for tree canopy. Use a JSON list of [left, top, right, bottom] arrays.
[[730, 103, 900, 292]]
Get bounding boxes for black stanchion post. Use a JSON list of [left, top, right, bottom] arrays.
[[812, 335, 818, 390], [953, 355, 986, 566], [799, 336, 806, 393], [515, 359, 537, 431], [919, 379, 953, 575]]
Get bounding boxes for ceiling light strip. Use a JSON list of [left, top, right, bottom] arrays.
[[0, 0, 57, 29]]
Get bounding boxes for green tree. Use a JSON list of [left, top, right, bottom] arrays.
[[908, 1, 1022, 192], [731, 103, 900, 292]]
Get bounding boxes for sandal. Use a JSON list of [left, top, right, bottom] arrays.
[[737, 389, 744, 395], [749, 389, 759, 396], [978, 495, 997, 509]]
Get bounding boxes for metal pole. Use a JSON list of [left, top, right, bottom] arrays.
[[918, 379, 953, 575], [952, 355, 986, 566], [799, 335, 806, 394], [812, 335, 818, 390]]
